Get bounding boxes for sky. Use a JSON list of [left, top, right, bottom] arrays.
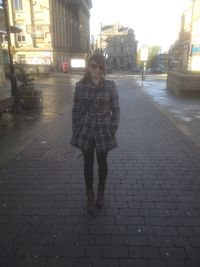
[[90, 0, 192, 52]]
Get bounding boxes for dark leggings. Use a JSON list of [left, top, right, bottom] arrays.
[[83, 141, 108, 190]]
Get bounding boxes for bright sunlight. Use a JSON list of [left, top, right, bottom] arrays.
[[90, 0, 192, 51]]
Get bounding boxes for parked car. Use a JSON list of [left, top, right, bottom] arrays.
[[150, 67, 164, 74], [132, 66, 141, 73]]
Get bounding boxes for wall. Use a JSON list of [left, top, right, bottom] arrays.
[[167, 70, 200, 93]]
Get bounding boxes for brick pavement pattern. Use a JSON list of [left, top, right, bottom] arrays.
[[0, 77, 200, 267]]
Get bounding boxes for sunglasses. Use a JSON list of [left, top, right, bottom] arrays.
[[89, 63, 104, 71]]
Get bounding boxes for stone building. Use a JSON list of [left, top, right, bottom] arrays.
[[0, 6, 6, 88], [97, 24, 137, 70], [169, 0, 200, 72], [2, 0, 92, 71], [0, 5, 14, 113], [188, 0, 200, 71], [167, 0, 200, 93]]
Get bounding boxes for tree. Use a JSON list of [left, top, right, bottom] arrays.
[[148, 46, 161, 68]]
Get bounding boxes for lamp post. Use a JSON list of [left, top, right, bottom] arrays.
[[140, 46, 148, 82], [3, 0, 18, 106]]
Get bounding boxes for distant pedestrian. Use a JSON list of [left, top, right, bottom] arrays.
[[70, 53, 120, 214]]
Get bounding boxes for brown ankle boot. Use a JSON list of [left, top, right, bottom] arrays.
[[96, 185, 105, 209], [87, 189, 95, 214]]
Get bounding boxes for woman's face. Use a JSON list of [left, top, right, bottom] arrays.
[[88, 60, 104, 80]]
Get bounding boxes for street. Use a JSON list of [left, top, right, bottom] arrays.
[[0, 73, 200, 266]]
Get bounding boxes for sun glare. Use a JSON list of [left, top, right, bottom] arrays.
[[90, 0, 192, 51]]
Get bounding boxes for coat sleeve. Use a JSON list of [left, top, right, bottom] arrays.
[[72, 83, 81, 133], [110, 81, 120, 135]]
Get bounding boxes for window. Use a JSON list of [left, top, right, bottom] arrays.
[[3, 35, 8, 42], [18, 55, 26, 64], [17, 35, 25, 42], [34, 25, 48, 39], [16, 25, 25, 42], [26, 24, 49, 39], [13, 0, 23, 10]]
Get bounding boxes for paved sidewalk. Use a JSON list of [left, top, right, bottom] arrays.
[[134, 74, 200, 150], [0, 77, 200, 267]]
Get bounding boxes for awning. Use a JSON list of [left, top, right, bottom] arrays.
[[10, 26, 22, 33], [0, 30, 6, 35]]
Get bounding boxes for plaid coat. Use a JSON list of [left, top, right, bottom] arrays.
[[70, 78, 120, 153]]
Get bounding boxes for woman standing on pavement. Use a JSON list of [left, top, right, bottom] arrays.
[[70, 53, 120, 214]]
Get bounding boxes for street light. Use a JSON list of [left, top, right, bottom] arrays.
[[3, 0, 18, 107], [140, 46, 148, 81]]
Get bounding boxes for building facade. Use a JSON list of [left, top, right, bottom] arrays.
[[188, 0, 200, 71], [169, 0, 200, 72], [167, 0, 200, 93], [0, 5, 6, 87], [2, 0, 92, 71], [96, 24, 137, 70]]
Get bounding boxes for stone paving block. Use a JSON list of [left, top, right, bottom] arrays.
[[47, 258, 74, 267], [126, 225, 154, 236], [148, 236, 174, 247], [20, 258, 47, 267], [148, 260, 167, 267], [124, 235, 148, 246], [52, 225, 74, 234], [185, 261, 200, 267], [185, 247, 200, 260], [59, 245, 85, 257], [173, 236, 191, 247], [95, 234, 111, 245], [102, 245, 128, 258], [165, 260, 187, 267], [142, 246, 160, 259], [73, 259, 93, 267], [145, 217, 167, 226], [154, 226, 178, 236], [93, 258, 120, 267], [0, 257, 22, 267], [85, 245, 102, 258], [128, 246, 142, 258], [189, 237, 200, 247], [104, 225, 126, 234], [160, 247, 186, 259], [111, 234, 124, 245], [130, 216, 145, 225], [118, 208, 139, 216], [120, 259, 148, 267]]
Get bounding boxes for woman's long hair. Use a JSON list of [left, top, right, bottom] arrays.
[[81, 53, 106, 83]]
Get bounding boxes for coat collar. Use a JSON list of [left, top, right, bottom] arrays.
[[87, 77, 106, 89]]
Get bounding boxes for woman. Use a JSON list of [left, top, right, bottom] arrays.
[[71, 54, 120, 214]]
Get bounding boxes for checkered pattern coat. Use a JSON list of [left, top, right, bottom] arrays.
[[70, 78, 120, 153]]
